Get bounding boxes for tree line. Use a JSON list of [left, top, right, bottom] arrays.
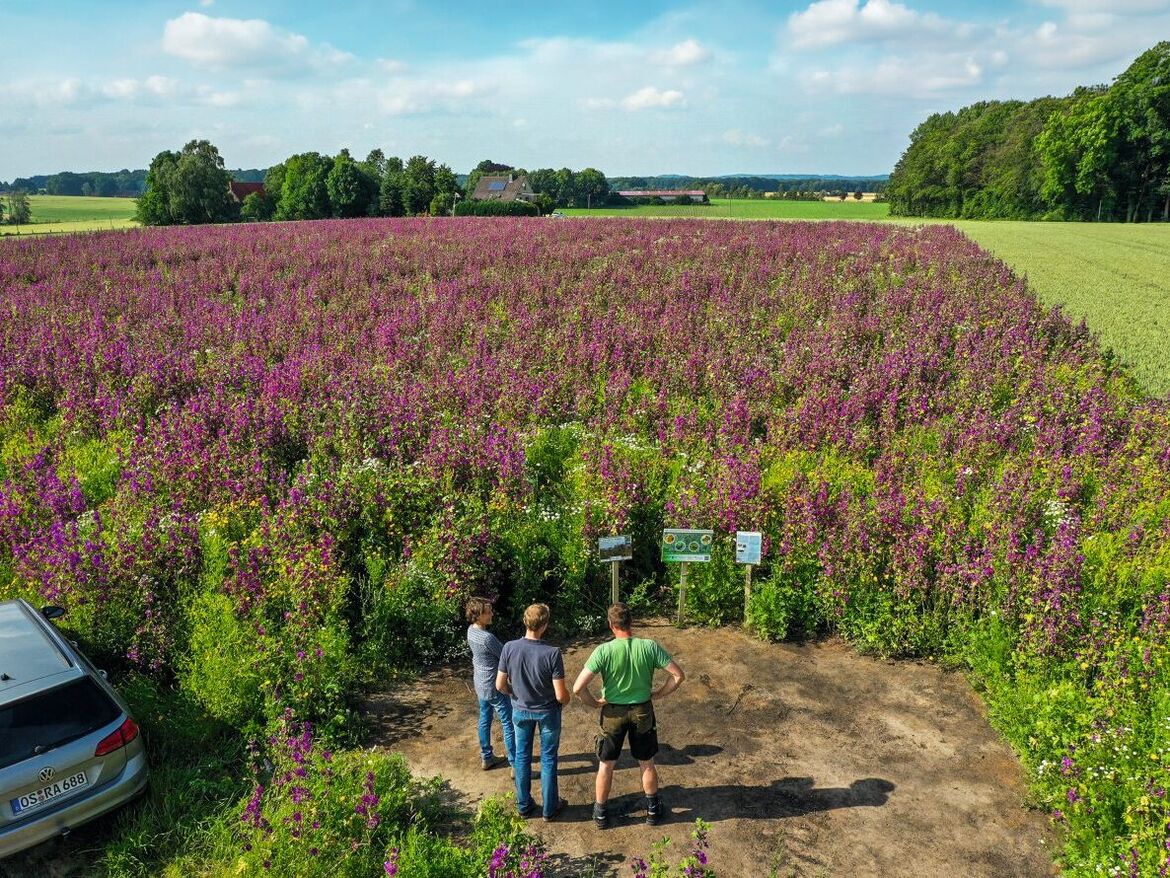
[[608, 174, 887, 197], [134, 142, 622, 225], [887, 42, 1170, 221]]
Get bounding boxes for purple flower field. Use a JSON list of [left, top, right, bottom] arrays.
[[1, 217, 1168, 873]]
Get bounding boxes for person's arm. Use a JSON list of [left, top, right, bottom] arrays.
[[573, 667, 604, 708], [485, 632, 503, 662], [495, 669, 512, 696], [652, 660, 685, 699], [553, 676, 571, 706]]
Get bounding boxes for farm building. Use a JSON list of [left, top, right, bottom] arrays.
[[472, 174, 537, 203], [618, 189, 708, 203], [228, 181, 266, 203]]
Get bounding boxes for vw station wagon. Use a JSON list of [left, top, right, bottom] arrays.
[[0, 599, 148, 858]]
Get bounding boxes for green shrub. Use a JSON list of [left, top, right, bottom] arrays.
[[454, 199, 538, 217], [746, 567, 823, 641], [236, 717, 445, 878], [182, 590, 265, 728], [677, 539, 743, 626], [358, 562, 463, 673]]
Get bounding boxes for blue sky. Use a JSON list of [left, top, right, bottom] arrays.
[[2, 0, 1168, 180]]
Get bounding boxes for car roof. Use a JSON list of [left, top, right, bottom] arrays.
[[0, 600, 83, 702]]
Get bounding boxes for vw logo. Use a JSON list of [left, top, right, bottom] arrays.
[[38, 766, 55, 783]]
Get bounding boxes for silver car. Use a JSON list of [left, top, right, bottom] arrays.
[[0, 599, 148, 858]]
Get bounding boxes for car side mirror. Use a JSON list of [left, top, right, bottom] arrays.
[[40, 605, 66, 621]]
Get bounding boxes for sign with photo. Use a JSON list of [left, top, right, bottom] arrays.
[[661, 528, 714, 563], [598, 535, 633, 562], [735, 531, 762, 565]]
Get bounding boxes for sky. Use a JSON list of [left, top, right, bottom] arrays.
[[2, 0, 1168, 180]]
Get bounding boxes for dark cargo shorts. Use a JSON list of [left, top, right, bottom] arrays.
[[596, 701, 658, 762]]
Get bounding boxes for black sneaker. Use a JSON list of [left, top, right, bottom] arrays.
[[645, 795, 664, 826], [593, 802, 608, 830]]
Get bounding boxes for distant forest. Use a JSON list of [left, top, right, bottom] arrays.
[[608, 174, 888, 197], [888, 41, 1170, 221], [0, 168, 266, 196]]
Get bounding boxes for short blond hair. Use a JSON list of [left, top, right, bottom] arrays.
[[523, 603, 550, 632]]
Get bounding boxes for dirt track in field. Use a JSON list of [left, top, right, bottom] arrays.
[[364, 621, 1059, 877]]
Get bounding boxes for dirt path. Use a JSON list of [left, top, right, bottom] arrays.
[[364, 622, 1058, 878]]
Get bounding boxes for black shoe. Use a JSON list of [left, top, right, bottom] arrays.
[[543, 797, 568, 822], [481, 755, 506, 771], [646, 795, 664, 826], [593, 802, 609, 830]]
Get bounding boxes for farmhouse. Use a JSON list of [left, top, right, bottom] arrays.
[[472, 174, 537, 203], [228, 181, 265, 203], [618, 189, 708, 203]]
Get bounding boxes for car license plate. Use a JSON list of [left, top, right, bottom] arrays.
[[11, 770, 88, 815]]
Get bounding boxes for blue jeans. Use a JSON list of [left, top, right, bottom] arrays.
[[478, 690, 516, 766], [512, 706, 562, 817]]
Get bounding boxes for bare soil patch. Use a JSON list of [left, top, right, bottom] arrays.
[[364, 621, 1058, 877]]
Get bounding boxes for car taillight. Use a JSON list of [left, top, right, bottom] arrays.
[[94, 717, 140, 757]]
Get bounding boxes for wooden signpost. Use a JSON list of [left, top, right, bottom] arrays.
[[661, 528, 714, 624], [736, 531, 763, 622], [598, 535, 632, 604]]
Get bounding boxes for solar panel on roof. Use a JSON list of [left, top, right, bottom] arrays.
[[487, 181, 506, 191]]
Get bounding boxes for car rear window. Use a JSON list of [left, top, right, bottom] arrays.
[[0, 678, 121, 769]]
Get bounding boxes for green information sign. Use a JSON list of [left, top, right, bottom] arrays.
[[661, 528, 714, 563]]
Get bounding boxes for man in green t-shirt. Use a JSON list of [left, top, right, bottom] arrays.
[[572, 603, 685, 829]]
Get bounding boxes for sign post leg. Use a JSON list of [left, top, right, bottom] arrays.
[[677, 562, 689, 625], [610, 560, 619, 605], [744, 564, 753, 623]]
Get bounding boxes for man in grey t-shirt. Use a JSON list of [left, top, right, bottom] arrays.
[[497, 603, 571, 821]]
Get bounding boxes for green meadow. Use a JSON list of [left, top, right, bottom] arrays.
[[949, 221, 1170, 399], [0, 194, 138, 236]]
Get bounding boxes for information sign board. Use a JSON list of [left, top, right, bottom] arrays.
[[661, 528, 714, 563], [598, 535, 633, 563], [735, 531, 762, 565]]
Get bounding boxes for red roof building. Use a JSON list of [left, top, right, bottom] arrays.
[[228, 181, 266, 203]]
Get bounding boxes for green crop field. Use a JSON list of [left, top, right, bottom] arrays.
[[1, 194, 138, 236], [947, 221, 1170, 399]]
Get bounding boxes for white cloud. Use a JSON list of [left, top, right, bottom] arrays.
[[787, 0, 958, 49], [0, 78, 84, 107], [100, 76, 178, 100], [376, 58, 408, 74], [819, 123, 845, 137], [621, 86, 685, 110], [1036, 0, 1168, 11], [199, 0, 214, 6], [651, 38, 711, 67], [162, 12, 352, 72], [802, 53, 985, 96], [378, 77, 492, 116], [722, 128, 770, 147]]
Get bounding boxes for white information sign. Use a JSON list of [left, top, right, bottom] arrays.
[[735, 531, 762, 565]]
